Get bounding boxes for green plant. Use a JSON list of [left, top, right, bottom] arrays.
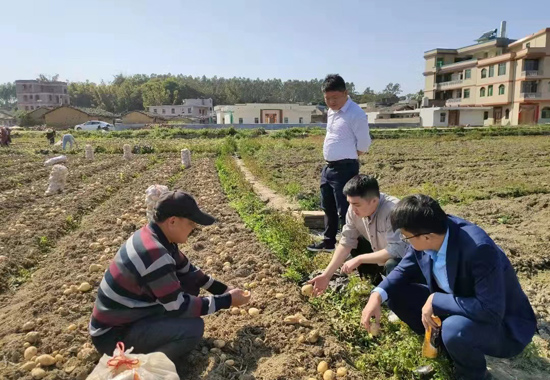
[[37, 236, 51, 253], [64, 215, 79, 231]]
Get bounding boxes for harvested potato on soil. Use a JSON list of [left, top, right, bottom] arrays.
[[77, 282, 92, 292], [317, 360, 329, 374], [324, 369, 336, 380], [36, 354, 56, 366], [248, 308, 260, 316], [370, 322, 380, 337], [225, 359, 235, 366], [230, 307, 241, 315], [20, 361, 37, 371], [213, 339, 226, 349], [31, 367, 46, 379], [337, 367, 348, 377], [24, 346, 38, 360]]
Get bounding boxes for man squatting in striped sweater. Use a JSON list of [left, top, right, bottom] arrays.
[[88, 190, 251, 365]]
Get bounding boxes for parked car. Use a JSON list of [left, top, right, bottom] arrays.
[[74, 120, 114, 131]]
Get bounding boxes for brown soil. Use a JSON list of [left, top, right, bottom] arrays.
[[0, 157, 361, 380]]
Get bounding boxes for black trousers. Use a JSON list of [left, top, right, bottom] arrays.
[[320, 159, 359, 245], [350, 237, 401, 285]]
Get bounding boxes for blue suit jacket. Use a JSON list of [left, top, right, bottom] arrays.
[[379, 215, 537, 346]]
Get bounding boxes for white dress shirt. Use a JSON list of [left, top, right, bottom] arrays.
[[323, 97, 371, 162]]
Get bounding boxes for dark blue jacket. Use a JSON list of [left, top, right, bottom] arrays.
[[379, 215, 537, 346]]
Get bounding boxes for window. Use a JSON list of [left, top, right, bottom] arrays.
[[49, 95, 53, 101], [436, 57, 444, 67], [481, 69, 487, 78], [484, 111, 489, 120], [498, 63, 506, 76], [162, 109, 165, 114], [35, 94, 40, 100], [521, 81, 538, 93], [498, 85, 505, 95], [541, 107, 550, 119], [489, 65, 494, 77], [64, 89, 67, 94], [23, 95, 27, 101], [284, 117, 288, 123], [23, 84, 27, 90], [299, 117, 303, 123], [210, 107, 212, 111], [463, 89, 470, 98], [480, 87, 486, 97], [505, 109, 510, 119], [254, 117, 259, 124], [56, 95, 59, 102], [488, 85, 493, 96], [30, 106, 34, 110], [171, 108, 175, 114], [526, 42, 531, 48], [25, 105, 29, 110], [483, 52, 489, 58], [524, 59, 539, 71], [238, 118, 243, 124], [188, 108, 191, 113], [440, 112, 446, 123], [29, 94, 33, 100], [464, 69, 471, 79], [153, 109, 157, 113]]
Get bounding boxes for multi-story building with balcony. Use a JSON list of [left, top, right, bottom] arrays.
[[16, 80, 70, 111], [424, 23, 550, 126], [148, 98, 214, 123]]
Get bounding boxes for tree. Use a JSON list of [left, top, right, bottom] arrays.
[[0, 83, 16, 107], [37, 74, 60, 82]]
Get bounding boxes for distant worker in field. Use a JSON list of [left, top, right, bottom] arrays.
[[361, 194, 537, 380], [307, 74, 371, 253], [309, 175, 408, 293], [62, 133, 78, 150], [89, 191, 251, 370], [0, 127, 11, 147], [45, 129, 56, 145]]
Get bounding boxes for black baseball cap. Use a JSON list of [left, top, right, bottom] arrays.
[[154, 190, 215, 225]]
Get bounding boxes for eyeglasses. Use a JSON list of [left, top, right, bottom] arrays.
[[400, 233, 425, 242]]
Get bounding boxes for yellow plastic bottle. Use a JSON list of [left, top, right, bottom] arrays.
[[422, 316, 442, 358]]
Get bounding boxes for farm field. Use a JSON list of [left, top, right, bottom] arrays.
[[0, 129, 549, 380]]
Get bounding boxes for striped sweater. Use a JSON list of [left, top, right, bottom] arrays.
[[89, 223, 231, 337]]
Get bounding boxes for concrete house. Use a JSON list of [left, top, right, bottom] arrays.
[[44, 106, 117, 128], [423, 23, 550, 126], [16, 80, 70, 111], [0, 111, 16, 127], [214, 103, 322, 124], [148, 99, 213, 123]]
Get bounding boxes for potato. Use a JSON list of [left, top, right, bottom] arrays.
[[240, 309, 248, 316], [20, 361, 37, 371], [301, 284, 314, 297], [23, 342, 31, 349], [284, 315, 300, 325], [224, 359, 235, 366], [89, 264, 102, 273], [307, 329, 320, 343], [223, 262, 231, 267], [323, 370, 335, 380], [213, 339, 226, 349], [67, 324, 77, 331], [248, 281, 258, 289], [22, 321, 36, 331], [55, 354, 63, 363], [230, 307, 241, 315], [206, 259, 214, 266], [317, 360, 329, 374], [370, 322, 380, 337], [25, 332, 40, 344], [31, 367, 46, 379], [78, 282, 92, 292], [24, 346, 38, 360], [225, 241, 235, 248], [36, 354, 56, 366], [242, 290, 251, 297], [337, 367, 348, 377], [248, 308, 260, 316], [275, 293, 284, 299], [297, 334, 306, 343]]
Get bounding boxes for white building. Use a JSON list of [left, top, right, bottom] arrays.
[[16, 80, 69, 111], [148, 99, 213, 122], [214, 103, 322, 124], [419, 107, 492, 127]]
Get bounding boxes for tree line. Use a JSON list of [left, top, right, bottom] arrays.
[[0, 74, 422, 114]]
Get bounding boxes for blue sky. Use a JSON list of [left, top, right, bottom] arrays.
[[2, 0, 549, 94]]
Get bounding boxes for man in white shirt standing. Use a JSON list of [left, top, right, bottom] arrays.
[[307, 74, 372, 252]]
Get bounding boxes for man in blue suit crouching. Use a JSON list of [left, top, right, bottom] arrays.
[[361, 194, 537, 380]]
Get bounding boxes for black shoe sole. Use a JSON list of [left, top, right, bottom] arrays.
[[307, 247, 335, 252]]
